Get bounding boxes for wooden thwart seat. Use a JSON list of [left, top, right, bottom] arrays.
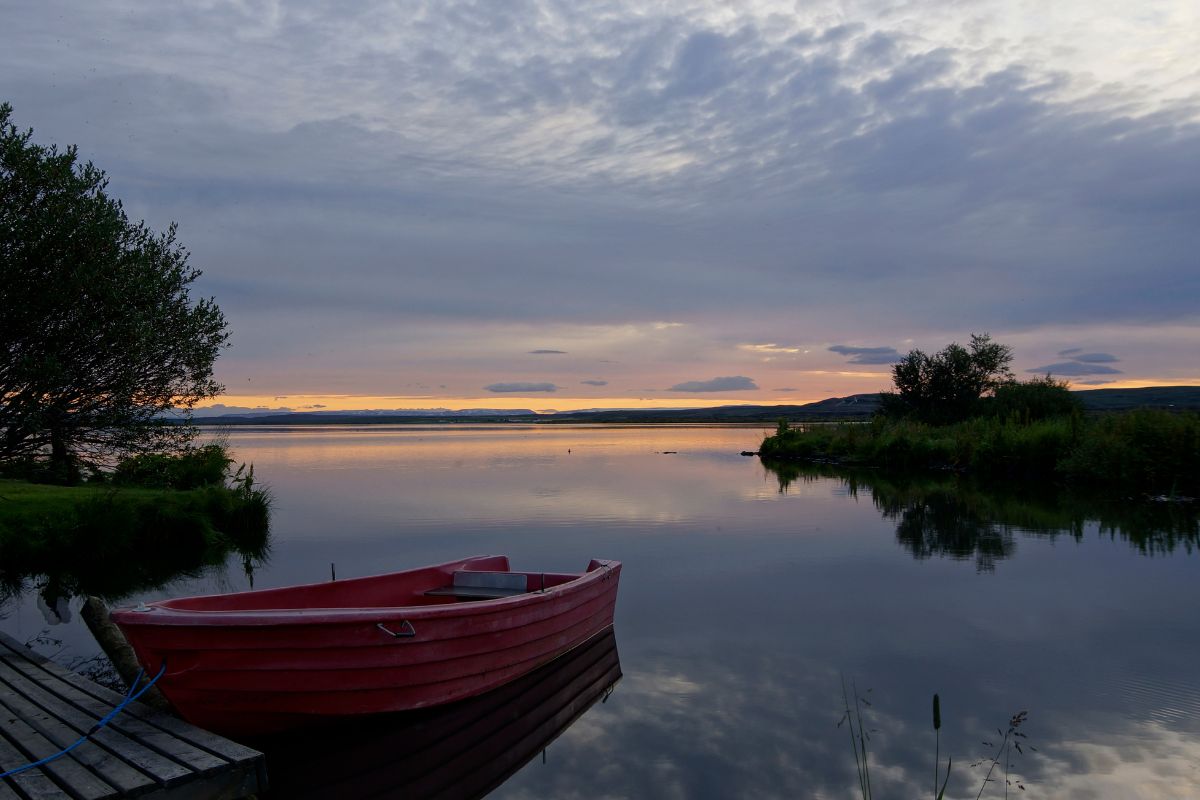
[[425, 571, 529, 600]]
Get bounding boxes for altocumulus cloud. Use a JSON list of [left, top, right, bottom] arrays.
[[484, 382, 558, 393], [1027, 363, 1123, 376], [6, 1, 1198, 393], [1031, 349, 1123, 376], [668, 376, 758, 392], [1058, 351, 1119, 363], [828, 345, 902, 365], [581, 380, 608, 386]]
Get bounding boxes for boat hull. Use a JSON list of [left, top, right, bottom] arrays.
[[111, 556, 621, 736]]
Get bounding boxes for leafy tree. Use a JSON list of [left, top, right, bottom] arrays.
[[879, 333, 1014, 423], [1, 103, 228, 480]]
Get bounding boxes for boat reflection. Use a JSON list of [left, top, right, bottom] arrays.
[[259, 627, 622, 799]]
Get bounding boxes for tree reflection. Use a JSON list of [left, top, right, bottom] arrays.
[[762, 459, 1198, 570], [0, 503, 270, 609]]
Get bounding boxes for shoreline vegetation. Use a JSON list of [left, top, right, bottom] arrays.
[[759, 336, 1199, 498], [760, 408, 1199, 498], [0, 446, 271, 602]]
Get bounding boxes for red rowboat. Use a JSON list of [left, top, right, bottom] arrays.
[[110, 555, 621, 736]]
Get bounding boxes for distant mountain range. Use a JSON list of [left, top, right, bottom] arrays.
[[190, 385, 1200, 425]]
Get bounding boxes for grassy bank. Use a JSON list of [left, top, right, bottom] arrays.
[[759, 410, 1200, 496], [0, 476, 270, 600]]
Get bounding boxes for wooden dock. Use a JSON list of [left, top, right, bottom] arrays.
[[0, 632, 266, 799]]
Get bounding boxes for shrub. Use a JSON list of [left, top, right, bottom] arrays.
[[1059, 410, 1200, 495], [113, 444, 232, 489], [983, 376, 1082, 423]]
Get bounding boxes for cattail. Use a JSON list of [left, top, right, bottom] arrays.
[[933, 694, 941, 730]]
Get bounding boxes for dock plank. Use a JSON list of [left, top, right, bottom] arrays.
[[0, 633, 264, 799], [0, 651, 210, 782], [0, 696, 115, 799], [0, 724, 71, 800], [0, 660, 160, 794], [0, 639, 258, 767]]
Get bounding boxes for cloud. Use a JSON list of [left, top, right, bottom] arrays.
[[5, 2, 1198, 401], [581, 379, 608, 386], [1026, 362, 1123, 376], [1075, 379, 1118, 386], [740, 343, 802, 355], [1033, 349, 1122, 376], [774, 388, 797, 392], [529, 349, 567, 354], [667, 376, 758, 392], [828, 345, 902, 365], [483, 382, 558, 393]]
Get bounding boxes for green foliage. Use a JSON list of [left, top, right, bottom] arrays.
[[0, 103, 228, 475], [983, 375, 1082, 422], [883, 334, 1014, 424], [113, 444, 232, 489], [760, 410, 1199, 496], [1059, 410, 1200, 495], [0, 476, 271, 600]]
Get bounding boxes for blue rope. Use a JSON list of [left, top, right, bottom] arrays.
[[1, 661, 168, 781]]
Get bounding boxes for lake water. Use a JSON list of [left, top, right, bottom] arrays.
[[3, 424, 1199, 798]]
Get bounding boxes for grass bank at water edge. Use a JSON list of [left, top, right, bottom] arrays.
[[759, 410, 1200, 497], [0, 478, 271, 599]]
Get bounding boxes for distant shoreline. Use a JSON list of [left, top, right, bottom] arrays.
[[191, 386, 1200, 426]]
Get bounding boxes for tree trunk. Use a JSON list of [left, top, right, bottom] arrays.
[[50, 425, 68, 465], [81, 596, 174, 712]]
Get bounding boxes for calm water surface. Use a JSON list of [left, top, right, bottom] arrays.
[[3, 425, 1199, 799]]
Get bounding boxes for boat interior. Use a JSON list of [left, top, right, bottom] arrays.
[[155, 556, 590, 611]]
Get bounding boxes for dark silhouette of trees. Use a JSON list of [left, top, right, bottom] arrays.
[[879, 333, 1013, 423], [1, 103, 228, 479]]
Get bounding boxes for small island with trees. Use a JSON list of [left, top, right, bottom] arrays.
[[759, 334, 1199, 498]]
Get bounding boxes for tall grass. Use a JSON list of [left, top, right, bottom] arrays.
[[0, 448, 271, 600]]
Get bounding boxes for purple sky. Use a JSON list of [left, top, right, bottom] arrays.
[[3, 1, 1198, 411]]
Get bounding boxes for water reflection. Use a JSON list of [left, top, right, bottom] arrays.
[[763, 460, 1200, 570], [0, 519, 269, 608], [2, 426, 1198, 798], [259, 628, 622, 800]]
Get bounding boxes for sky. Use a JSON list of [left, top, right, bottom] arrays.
[[3, 0, 1198, 412]]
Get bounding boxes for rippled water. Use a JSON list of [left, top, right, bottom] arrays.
[[3, 424, 1198, 798]]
